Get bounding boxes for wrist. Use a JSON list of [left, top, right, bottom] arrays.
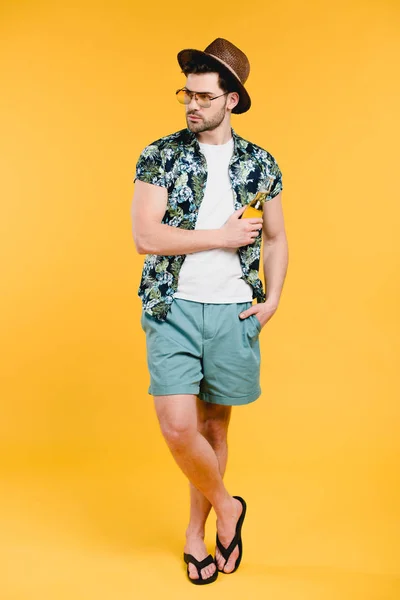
[[265, 294, 280, 308], [217, 229, 227, 249]]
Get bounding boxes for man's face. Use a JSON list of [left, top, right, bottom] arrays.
[[184, 73, 231, 133]]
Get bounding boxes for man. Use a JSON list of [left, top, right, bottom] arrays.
[[131, 38, 288, 585]]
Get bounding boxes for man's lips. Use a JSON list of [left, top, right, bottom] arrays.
[[188, 114, 202, 121]]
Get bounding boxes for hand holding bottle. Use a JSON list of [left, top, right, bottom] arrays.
[[220, 206, 263, 249]]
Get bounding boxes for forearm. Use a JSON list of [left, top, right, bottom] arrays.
[[262, 234, 288, 305], [136, 223, 225, 255]]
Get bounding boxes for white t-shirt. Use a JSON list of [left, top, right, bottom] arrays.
[[174, 137, 253, 303]]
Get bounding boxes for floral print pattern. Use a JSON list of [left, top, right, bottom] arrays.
[[134, 127, 283, 321]]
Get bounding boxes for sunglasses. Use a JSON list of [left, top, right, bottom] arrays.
[[175, 88, 230, 108]]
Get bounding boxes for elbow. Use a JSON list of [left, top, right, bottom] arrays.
[[132, 221, 162, 255], [134, 233, 158, 255], [263, 230, 287, 247], [132, 220, 151, 254], [135, 237, 149, 255], [132, 230, 148, 255]]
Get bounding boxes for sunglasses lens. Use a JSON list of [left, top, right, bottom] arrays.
[[176, 90, 212, 107], [176, 90, 189, 105], [197, 96, 210, 108]]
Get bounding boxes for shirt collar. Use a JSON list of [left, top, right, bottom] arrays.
[[183, 127, 246, 157]]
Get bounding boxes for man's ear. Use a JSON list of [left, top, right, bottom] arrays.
[[227, 91, 240, 111]]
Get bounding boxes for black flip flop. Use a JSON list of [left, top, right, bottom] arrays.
[[183, 552, 218, 585], [215, 495, 247, 574]]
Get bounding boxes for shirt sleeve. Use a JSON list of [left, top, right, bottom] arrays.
[[133, 144, 167, 188], [265, 158, 283, 200]]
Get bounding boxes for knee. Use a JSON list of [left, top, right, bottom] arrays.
[[159, 419, 195, 449]]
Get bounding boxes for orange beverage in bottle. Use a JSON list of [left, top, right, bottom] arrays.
[[242, 192, 267, 218]]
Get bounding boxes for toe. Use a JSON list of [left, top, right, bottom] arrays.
[[188, 563, 199, 580], [215, 547, 225, 571], [201, 563, 216, 580], [223, 545, 239, 573]]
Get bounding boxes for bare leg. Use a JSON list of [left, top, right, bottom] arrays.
[[154, 394, 242, 580], [185, 398, 232, 579]]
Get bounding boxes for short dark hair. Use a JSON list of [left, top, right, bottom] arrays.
[[181, 58, 239, 95]]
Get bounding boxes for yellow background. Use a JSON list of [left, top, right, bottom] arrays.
[[1, 0, 399, 598]]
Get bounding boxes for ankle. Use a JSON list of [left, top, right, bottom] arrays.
[[215, 495, 236, 522], [185, 526, 205, 540]]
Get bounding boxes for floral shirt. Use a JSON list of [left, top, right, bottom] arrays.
[[134, 127, 283, 321]]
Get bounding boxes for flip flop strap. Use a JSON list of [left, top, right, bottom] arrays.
[[216, 532, 240, 562], [184, 553, 215, 574]]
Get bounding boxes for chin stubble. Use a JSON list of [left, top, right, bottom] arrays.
[[186, 100, 227, 132]]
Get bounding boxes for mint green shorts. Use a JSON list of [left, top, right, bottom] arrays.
[[141, 298, 261, 406]]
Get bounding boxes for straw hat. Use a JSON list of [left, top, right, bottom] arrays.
[[177, 38, 251, 114]]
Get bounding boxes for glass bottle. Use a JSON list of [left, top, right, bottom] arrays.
[[242, 178, 274, 218], [242, 191, 267, 218]]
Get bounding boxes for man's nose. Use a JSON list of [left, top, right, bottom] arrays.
[[187, 94, 200, 109]]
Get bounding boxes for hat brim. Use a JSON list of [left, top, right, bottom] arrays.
[[177, 48, 251, 114]]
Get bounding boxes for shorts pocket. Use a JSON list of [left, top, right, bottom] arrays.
[[251, 313, 262, 333], [141, 310, 153, 331]]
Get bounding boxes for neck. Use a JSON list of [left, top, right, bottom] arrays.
[[195, 118, 233, 145]]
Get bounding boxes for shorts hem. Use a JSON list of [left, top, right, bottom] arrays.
[[149, 384, 200, 397], [198, 388, 261, 406]]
